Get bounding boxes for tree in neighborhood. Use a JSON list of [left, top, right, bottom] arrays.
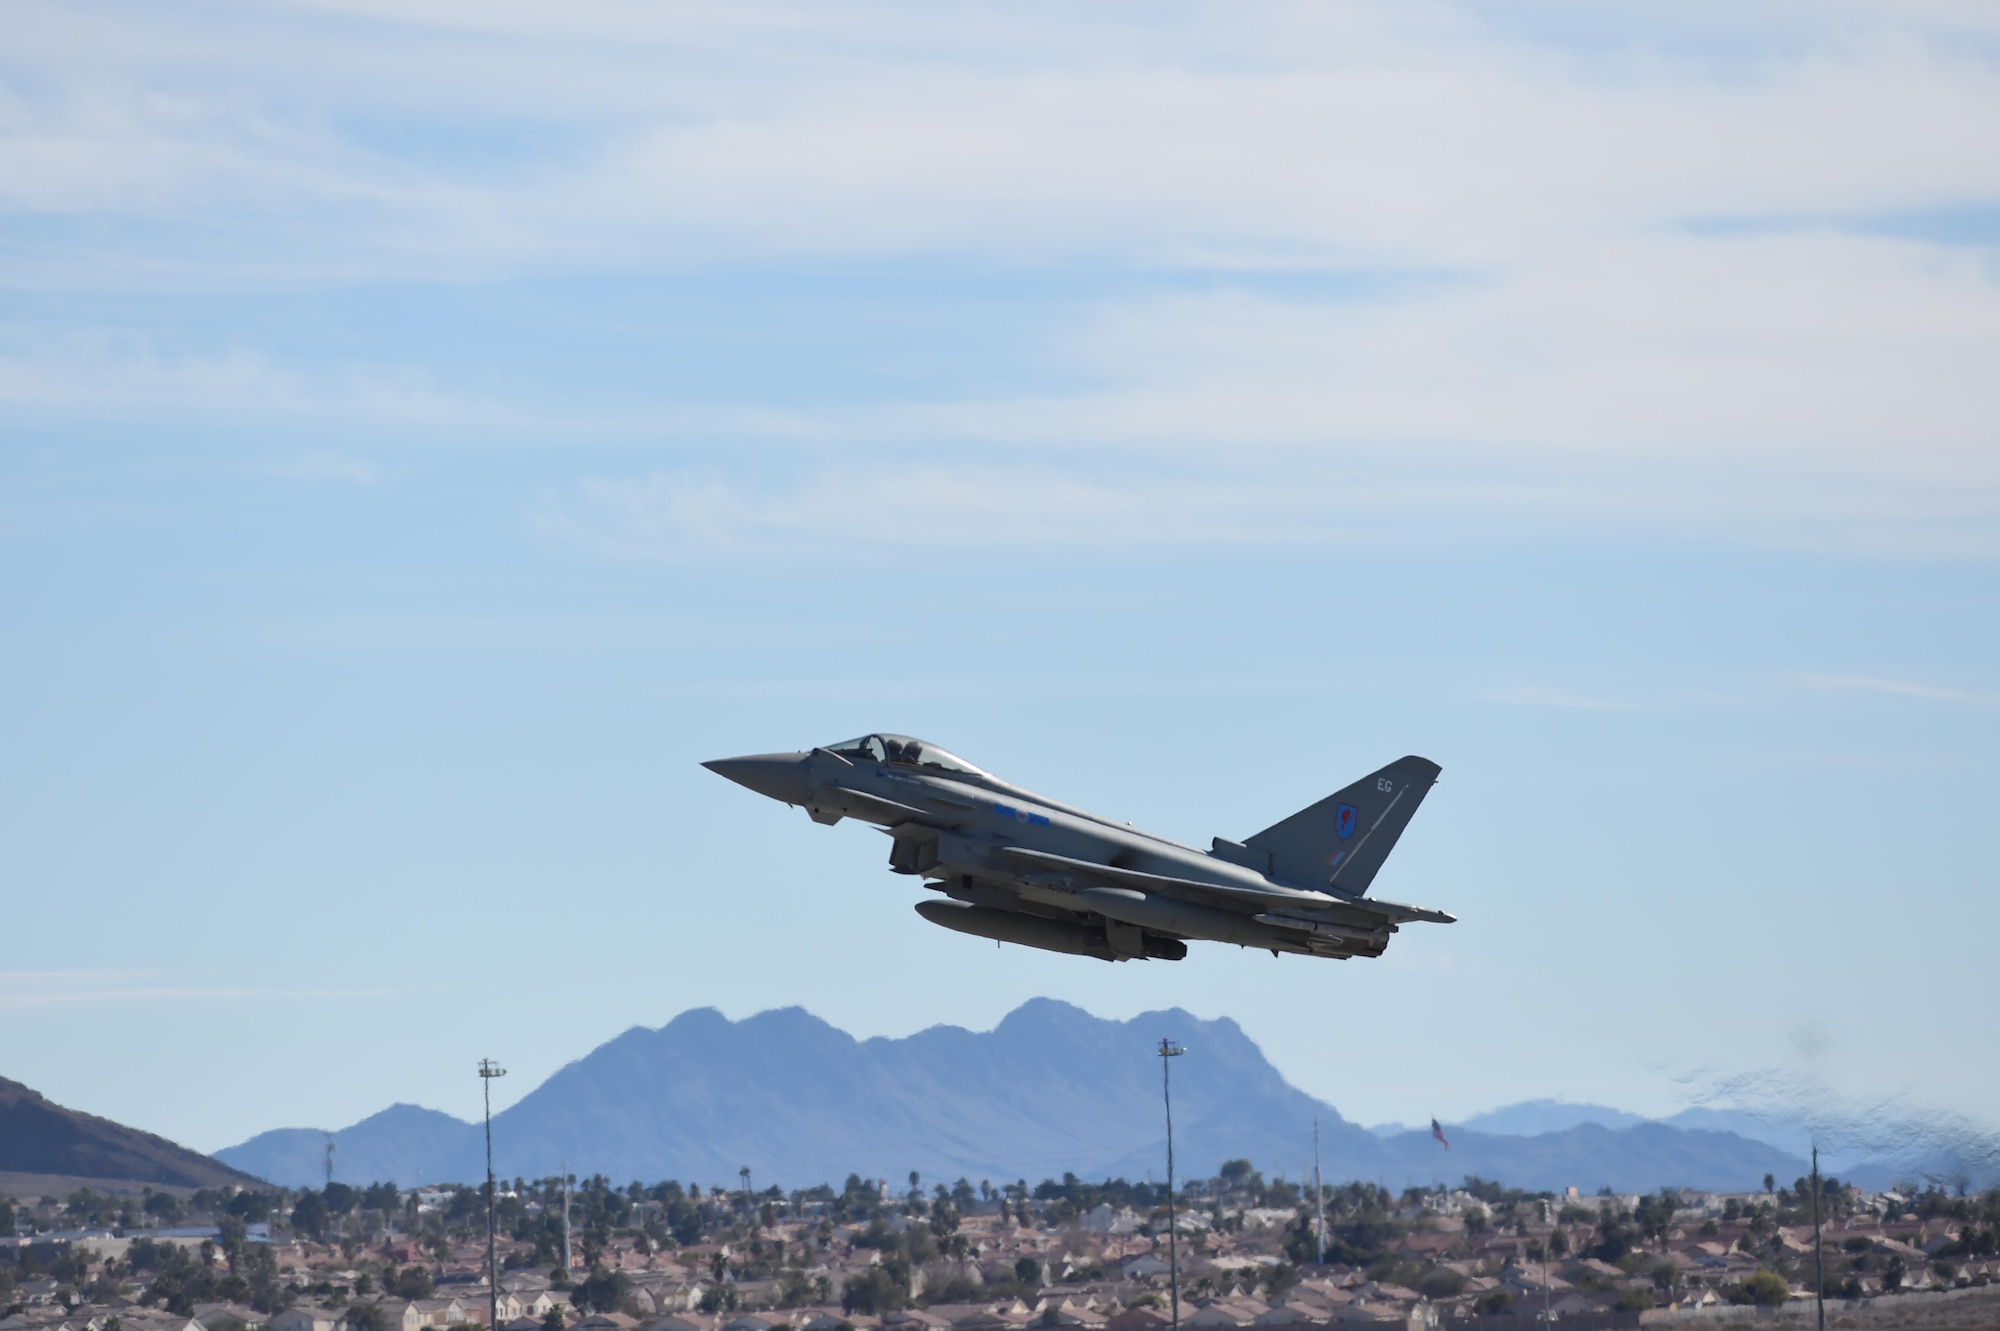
[[1418, 1269, 1465, 1300], [1732, 1270, 1790, 1308], [1636, 1191, 1680, 1250], [291, 1192, 329, 1241], [217, 1216, 248, 1273], [244, 1241, 285, 1313], [573, 1266, 628, 1315], [346, 1304, 388, 1331], [841, 1266, 907, 1316]]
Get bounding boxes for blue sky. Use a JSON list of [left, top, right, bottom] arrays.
[[3, 1, 1997, 1166]]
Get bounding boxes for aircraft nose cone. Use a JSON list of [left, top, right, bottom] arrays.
[[702, 753, 810, 805]]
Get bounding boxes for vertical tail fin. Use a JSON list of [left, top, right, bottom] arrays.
[[1244, 755, 1441, 895]]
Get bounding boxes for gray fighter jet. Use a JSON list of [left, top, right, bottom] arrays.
[[703, 735, 1452, 962]]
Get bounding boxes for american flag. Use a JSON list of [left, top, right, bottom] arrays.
[[1431, 1118, 1451, 1151]]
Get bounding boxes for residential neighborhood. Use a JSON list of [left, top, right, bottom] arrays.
[[4, 1166, 1997, 1331]]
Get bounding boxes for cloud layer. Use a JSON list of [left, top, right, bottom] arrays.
[[5, 1, 1998, 555]]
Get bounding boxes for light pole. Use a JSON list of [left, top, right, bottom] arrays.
[[1158, 1038, 1186, 1331], [479, 1059, 507, 1331]]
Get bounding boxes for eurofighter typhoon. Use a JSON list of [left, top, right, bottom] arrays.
[[704, 734, 1452, 962]]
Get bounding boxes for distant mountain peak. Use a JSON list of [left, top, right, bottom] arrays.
[[357, 1103, 469, 1129], [993, 996, 1106, 1032], [737, 1005, 841, 1034], [1460, 1099, 1650, 1137]]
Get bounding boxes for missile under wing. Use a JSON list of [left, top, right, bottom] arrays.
[[703, 734, 1451, 962]]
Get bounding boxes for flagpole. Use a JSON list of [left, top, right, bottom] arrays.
[[1429, 1119, 1450, 1201]]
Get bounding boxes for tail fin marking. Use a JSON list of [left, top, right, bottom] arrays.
[[1243, 755, 1441, 896]]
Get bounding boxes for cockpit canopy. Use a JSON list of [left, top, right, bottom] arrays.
[[822, 733, 988, 777]]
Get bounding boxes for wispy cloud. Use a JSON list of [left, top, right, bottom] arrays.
[[0, 330, 535, 426], [1476, 688, 1642, 712], [257, 450, 381, 484], [531, 452, 1700, 561], [531, 464, 1355, 560], [5, 2, 2000, 558], [532, 432, 2000, 561], [1790, 674, 1995, 705], [7, 3, 2000, 278], [254, 609, 726, 655], [0, 970, 401, 1010]]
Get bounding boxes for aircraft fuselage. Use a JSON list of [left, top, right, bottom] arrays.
[[705, 734, 1451, 963]]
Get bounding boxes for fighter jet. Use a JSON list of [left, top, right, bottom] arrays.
[[703, 734, 1452, 963]]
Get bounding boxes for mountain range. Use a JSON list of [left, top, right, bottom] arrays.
[[217, 1000, 1822, 1195], [1371, 1100, 1810, 1155], [0, 1076, 262, 1191]]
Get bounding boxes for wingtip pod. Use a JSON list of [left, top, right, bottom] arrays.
[[1337, 893, 1453, 926]]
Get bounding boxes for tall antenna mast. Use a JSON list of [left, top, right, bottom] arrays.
[[1542, 1196, 1552, 1328], [1313, 1117, 1325, 1267], [1812, 1144, 1826, 1331], [479, 1058, 508, 1331], [323, 1133, 338, 1241], [1157, 1038, 1187, 1331], [562, 1157, 572, 1272]]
